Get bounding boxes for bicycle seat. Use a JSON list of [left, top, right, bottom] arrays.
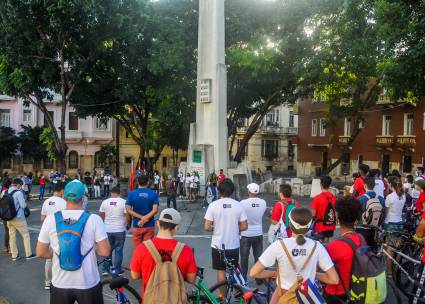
[[234, 284, 258, 295], [109, 277, 129, 290]]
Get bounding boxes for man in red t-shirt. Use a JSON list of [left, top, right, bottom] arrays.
[[217, 169, 226, 185], [353, 164, 369, 198], [130, 208, 197, 300], [311, 175, 336, 242], [324, 197, 363, 304], [270, 184, 300, 237], [415, 179, 425, 214]]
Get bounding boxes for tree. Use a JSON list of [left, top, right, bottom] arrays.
[[18, 125, 45, 169], [0, 0, 129, 173], [296, 0, 385, 174], [228, 0, 316, 162], [0, 127, 18, 168], [375, 0, 425, 100], [73, 0, 197, 170], [97, 144, 116, 168]]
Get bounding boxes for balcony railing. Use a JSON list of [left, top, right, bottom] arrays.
[[338, 136, 351, 145], [238, 125, 298, 135], [376, 135, 394, 147], [396, 135, 416, 148]]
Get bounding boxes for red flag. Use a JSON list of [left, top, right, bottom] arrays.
[[129, 159, 135, 191]]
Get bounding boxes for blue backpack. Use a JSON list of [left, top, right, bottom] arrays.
[[55, 211, 92, 271]]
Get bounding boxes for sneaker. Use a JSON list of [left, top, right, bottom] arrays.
[[12, 255, 20, 261], [26, 254, 37, 260], [102, 271, 109, 276], [44, 284, 51, 290]]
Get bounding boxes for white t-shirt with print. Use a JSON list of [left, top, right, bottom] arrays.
[[374, 179, 385, 198], [204, 197, 247, 250], [41, 196, 67, 216], [154, 175, 160, 185], [38, 210, 108, 289], [385, 192, 406, 224], [104, 176, 111, 185], [259, 237, 334, 290], [240, 197, 267, 237], [99, 197, 127, 233]]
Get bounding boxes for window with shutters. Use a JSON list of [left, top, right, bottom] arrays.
[[0, 109, 10, 127], [69, 112, 78, 130]]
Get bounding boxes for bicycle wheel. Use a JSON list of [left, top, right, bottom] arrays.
[[188, 294, 215, 304], [394, 261, 416, 293], [209, 280, 232, 303], [101, 279, 142, 304]]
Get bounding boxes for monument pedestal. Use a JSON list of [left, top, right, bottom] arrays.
[[187, 143, 215, 190]]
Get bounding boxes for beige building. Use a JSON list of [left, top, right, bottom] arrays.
[[231, 104, 298, 172], [118, 125, 187, 177]]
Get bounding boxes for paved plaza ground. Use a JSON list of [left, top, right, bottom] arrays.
[[0, 194, 402, 303]]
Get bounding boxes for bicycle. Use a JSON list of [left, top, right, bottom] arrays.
[[208, 245, 275, 304], [98, 259, 142, 304], [358, 224, 425, 303], [188, 266, 256, 304]]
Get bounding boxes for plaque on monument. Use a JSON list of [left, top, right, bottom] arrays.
[[193, 150, 202, 163], [200, 79, 212, 103]]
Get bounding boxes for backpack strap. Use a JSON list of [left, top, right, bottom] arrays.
[[363, 194, 370, 200], [279, 239, 317, 274], [144, 240, 162, 264], [171, 242, 185, 262]]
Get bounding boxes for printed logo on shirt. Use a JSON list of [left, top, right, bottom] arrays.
[[138, 193, 149, 198], [223, 204, 232, 208], [109, 201, 117, 206], [292, 248, 307, 257], [48, 201, 55, 205], [251, 203, 260, 208]]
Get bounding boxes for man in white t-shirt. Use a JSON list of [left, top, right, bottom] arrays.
[[103, 174, 111, 198], [204, 178, 248, 287], [40, 182, 67, 290], [36, 181, 110, 304], [99, 186, 127, 276], [239, 183, 267, 278]]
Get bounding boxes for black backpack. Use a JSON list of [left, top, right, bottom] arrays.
[[322, 195, 336, 226], [0, 190, 19, 221]]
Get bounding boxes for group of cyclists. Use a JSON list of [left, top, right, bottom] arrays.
[[2, 162, 425, 304]]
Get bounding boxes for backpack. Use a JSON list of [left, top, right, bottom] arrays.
[[54, 211, 92, 271], [283, 199, 297, 226], [338, 234, 387, 304], [322, 194, 336, 226], [143, 240, 188, 304], [361, 194, 384, 226], [0, 190, 19, 221], [277, 240, 325, 304]]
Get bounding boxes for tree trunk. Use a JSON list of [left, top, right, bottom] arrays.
[[234, 117, 263, 163]]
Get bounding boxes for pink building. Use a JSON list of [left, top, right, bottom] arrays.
[[0, 95, 115, 176]]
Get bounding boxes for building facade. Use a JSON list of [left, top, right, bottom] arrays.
[[117, 124, 187, 177], [297, 97, 425, 179], [0, 96, 114, 176], [231, 103, 298, 172]]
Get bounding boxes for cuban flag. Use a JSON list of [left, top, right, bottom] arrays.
[[296, 279, 325, 304]]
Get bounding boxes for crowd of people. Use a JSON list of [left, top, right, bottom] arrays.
[[1, 164, 425, 304]]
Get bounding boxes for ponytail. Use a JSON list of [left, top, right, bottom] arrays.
[[391, 180, 404, 199]]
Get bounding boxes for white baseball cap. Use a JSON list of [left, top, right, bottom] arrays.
[[159, 208, 181, 225], [247, 183, 260, 194]]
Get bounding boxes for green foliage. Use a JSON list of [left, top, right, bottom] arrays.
[[375, 0, 425, 100], [97, 144, 116, 167], [0, 127, 18, 159], [18, 125, 45, 162], [39, 128, 56, 160]]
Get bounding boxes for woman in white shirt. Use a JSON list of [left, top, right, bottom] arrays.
[[250, 208, 339, 304], [384, 180, 406, 232]]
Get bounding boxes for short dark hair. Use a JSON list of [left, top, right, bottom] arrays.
[[407, 174, 414, 184], [418, 167, 425, 174], [217, 178, 234, 197], [279, 184, 292, 198], [364, 177, 375, 190], [158, 214, 178, 231], [12, 178, 23, 185], [320, 175, 332, 189], [53, 182, 65, 192], [138, 175, 149, 186], [352, 172, 360, 179], [335, 197, 362, 227], [111, 187, 120, 194], [359, 164, 369, 175]]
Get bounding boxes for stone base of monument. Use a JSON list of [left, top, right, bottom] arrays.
[[227, 161, 253, 200]]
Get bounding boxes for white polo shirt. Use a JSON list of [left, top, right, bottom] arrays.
[[41, 196, 67, 217], [240, 197, 267, 237], [99, 197, 127, 233]]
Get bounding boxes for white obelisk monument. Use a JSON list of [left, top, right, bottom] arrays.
[[187, 0, 228, 187]]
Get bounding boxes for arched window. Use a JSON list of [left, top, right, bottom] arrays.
[[68, 151, 78, 169], [94, 151, 103, 168]]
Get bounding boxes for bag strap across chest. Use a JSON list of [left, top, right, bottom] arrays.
[[144, 239, 185, 263]]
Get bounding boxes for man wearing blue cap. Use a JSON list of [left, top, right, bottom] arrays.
[[36, 181, 110, 304]]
